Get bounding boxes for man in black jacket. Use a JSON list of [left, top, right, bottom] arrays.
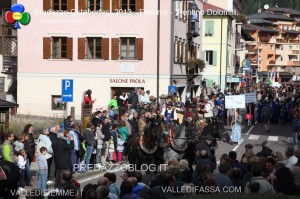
[[130, 112, 139, 135], [92, 111, 102, 127], [101, 118, 111, 165], [84, 124, 95, 170], [128, 88, 139, 111], [53, 133, 74, 188]]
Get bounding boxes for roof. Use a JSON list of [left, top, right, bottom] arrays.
[[203, 2, 225, 12], [248, 11, 294, 21], [249, 18, 274, 25], [241, 24, 256, 32], [270, 7, 300, 16], [244, 24, 278, 33], [0, 100, 18, 108], [282, 30, 300, 34]]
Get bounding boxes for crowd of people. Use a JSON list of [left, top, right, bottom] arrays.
[[1, 82, 300, 198]]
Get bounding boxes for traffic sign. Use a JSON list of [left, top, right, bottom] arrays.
[[168, 86, 177, 94], [62, 79, 73, 102]]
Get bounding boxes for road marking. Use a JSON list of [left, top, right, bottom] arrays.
[[245, 125, 255, 135], [232, 138, 244, 151], [267, 136, 278, 141], [248, 135, 259, 140]]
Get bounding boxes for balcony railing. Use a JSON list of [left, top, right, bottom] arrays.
[[259, 36, 270, 42], [1, 36, 17, 74], [292, 50, 299, 54], [288, 61, 300, 66], [276, 39, 288, 43], [2, 56, 17, 74], [290, 39, 300, 44], [268, 60, 276, 64]]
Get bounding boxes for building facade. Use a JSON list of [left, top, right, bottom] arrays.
[[201, 1, 241, 91], [243, 7, 300, 81], [12, 0, 203, 118]]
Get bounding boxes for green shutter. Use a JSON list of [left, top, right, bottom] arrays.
[[213, 51, 217, 66], [202, 51, 206, 60], [205, 20, 214, 36]]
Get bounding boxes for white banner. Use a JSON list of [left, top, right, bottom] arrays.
[[225, 95, 245, 109], [245, 93, 257, 103]]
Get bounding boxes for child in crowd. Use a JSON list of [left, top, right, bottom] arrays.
[[117, 134, 124, 163], [37, 147, 48, 192], [78, 140, 87, 173], [109, 106, 115, 124], [18, 149, 27, 190], [246, 113, 251, 126], [108, 137, 116, 163], [14, 136, 25, 154]]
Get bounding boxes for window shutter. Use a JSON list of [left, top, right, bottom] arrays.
[[43, 37, 51, 59], [112, 0, 120, 12], [194, 45, 197, 59], [136, 0, 144, 12], [78, 0, 87, 11], [101, 38, 109, 60], [135, 38, 143, 60], [205, 20, 214, 36], [213, 51, 217, 66], [174, 41, 177, 63], [185, 43, 189, 63], [67, 38, 73, 60], [67, 0, 75, 12], [78, 38, 86, 59], [182, 41, 185, 63], [202, 51, 205, 60], [102, 0, 110, 11], [0, 37, 2, 55], [111, 38, 120, 60], [43, 0, 51, 10]]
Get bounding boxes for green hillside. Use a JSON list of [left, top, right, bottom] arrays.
[[241, 0, 300, 15]]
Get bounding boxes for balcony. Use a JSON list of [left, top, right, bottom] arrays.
[[268, 60, 276, 65], [288, 61, 300, 66], [276, 39, 288, 43], [289, 39, 300, 44], [292, 50, 299, 54], [1, 36, 18, 74], [259, 36, 270, 42], [187, 15, 199, 38]]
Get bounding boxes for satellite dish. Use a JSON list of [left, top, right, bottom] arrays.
[[264, 4, 269, 10]]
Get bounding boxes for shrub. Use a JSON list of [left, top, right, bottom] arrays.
[[9, 115, 63, 138]]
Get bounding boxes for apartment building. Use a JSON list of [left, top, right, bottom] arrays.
[[201, 1, 242, 90], [243, 7, 300, 81], [6, 0, 203, 118]]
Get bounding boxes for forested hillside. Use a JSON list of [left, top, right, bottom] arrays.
[[241, 0, 300, 15]]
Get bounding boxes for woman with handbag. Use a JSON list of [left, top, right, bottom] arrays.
[[231, 109, 242, 145]]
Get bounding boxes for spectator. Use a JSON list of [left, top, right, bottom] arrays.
[[92, 111, 102, 128], [117, 134, 125, 163], [17, 149, 27, 191], [275, 167, 298, 195], [23, 132, 33, 186], [247, 181, 260, 193], [23, 124, 36, 167], [285, 146, 298, 169], [37, 147, 48, 192], [109, 94, 119, 115], [244, 163, 275, 193], [69, 124, 81, 172], [231, 168, 246, 193], [120, 180, 135, 199], [265, 157, 277, 186], [135, 171, 148, 188], [84, 89, 97, 108], [130, 112, 139, 135], [98, 176, 118, 199], [128, 177, 144, 198], [138, 187, 153, 199], [96, 185, 110, 199], [56, 169, 80, 198], [102, 118, 111, 165], [84, 123, 95, 169], [104, 172, 120, 199], [179, 159, 192, 183], [229, 151, 246, 178], [64, 115, 73, 130], [213, 162, 233, 192], [84, 189, 98, 199], [2, 131, 16, 163], [13, 136, 24, 153], [37, 128, 53, 182], [94, 123, 104, 166], [257, 141, 273, 158], [52, 130, 74, 188]]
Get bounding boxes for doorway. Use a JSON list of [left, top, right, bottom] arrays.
[[111, 87, 144, 98]]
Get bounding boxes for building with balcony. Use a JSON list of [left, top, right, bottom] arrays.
[[201, 1, 241, 90], [242, 7, 300, 80], [10, 0, 203, 118]]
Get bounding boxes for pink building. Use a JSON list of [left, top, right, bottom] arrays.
[[12, 0, 203, 118]]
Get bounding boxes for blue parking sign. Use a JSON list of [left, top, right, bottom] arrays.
[[62, 79, 73, 102]]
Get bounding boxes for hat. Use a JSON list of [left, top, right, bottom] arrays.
[[205, 134, 213, 141], [204, 95, 209, 100], [245, 143, 253, 149], [138, 187, 154, 199]]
